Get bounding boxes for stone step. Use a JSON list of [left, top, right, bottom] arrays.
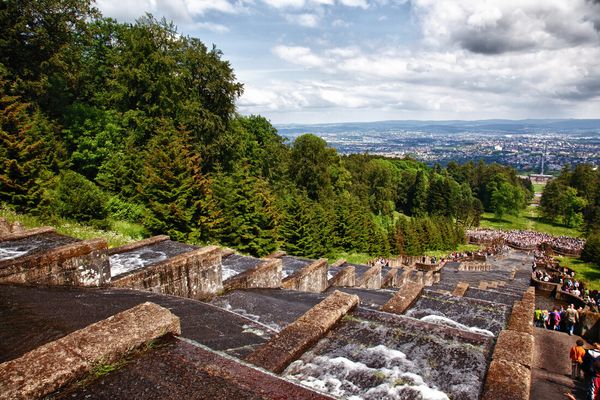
[[0, 284, 275, 363], [54, 335, 334, 400]]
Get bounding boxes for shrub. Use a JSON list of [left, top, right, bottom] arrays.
[[54, 170, 107, 222], [582, 233, 600, 266]]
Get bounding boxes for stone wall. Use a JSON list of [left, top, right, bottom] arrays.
[[452, 282, 469, 297], [245, 290, 359, 373], [328, 265, 355, 287], [282, 258, 329, 293], [107, 235, 170, 256], [357, 265, 382, 289], [0, 218, 25, 236], [380, 282, 424, 314], [0, 238, 110, 287], [0, 302, 180, 400], [112, 246, 222, 301], [579, 311, 600, 343], [224, 258, 282, 291], [0, 226, 56, 242], [481, 287, 536, 400]]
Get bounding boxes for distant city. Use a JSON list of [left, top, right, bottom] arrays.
[[276, 119, 600, 174]]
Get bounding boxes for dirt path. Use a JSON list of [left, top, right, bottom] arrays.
[[530, 327, 587, 400]]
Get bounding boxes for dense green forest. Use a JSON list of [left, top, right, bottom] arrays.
[[0, 1, 534, 258], [540, 165, 600, 264]]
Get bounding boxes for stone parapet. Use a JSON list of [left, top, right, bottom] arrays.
[[282, 258, 329, 293], [107, 235, 170, 256], [112, 245, 222, 301], [328, 265, 355, 287], [481, 359, 531, 400], [357, 265, 382, 289], [452, 282, 469, 297], [224, 258, 282, 291], [380, 282, 424, 314], [330, 259, 346, 268], [244, 290, 359, 374], [266, 250, 286, 259], [493, 329, 534, 369], [0, 238, 110, 287], [0, 226, 56, 242], [0, 302, 180, 400]]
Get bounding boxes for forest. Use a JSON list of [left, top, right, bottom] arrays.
[[1, 1, 535, 258]]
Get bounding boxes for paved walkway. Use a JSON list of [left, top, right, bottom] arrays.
[[531, 327, 587, 400]]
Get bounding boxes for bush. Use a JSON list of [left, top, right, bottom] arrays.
[[105, 196, 147, 223], [54, 170, 107, 222], [582, 233, 600, 266]]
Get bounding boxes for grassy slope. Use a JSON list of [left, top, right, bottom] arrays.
[[480, 206, 583, 238], [554, 256, 600, 291], [0, 206, 144, 248]]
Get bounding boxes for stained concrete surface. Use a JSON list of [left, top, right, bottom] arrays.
[[56, 335, 333, 400], [0, 285, 273, 363], [530, 327, 587, 400]]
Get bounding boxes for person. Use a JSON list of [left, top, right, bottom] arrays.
[[570, 339, 586, 380], [566, 304, 579, 336], [582, 343, 600, 400], [534, 307, 544, 328]]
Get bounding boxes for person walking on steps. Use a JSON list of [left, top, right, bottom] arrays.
[[582, 342, 600, 400], [571, 339, 586, 380], [566, 304, 579, 336]]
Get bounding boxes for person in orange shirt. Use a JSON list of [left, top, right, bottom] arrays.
[[571, 339, 586, 380]]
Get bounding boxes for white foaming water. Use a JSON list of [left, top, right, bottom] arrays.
[[284, 344, 449, 400], [110, 249, 168, 276], [0, 244, 38, 261], [419, 315, 495, 337], [222, 266, 241, 281]]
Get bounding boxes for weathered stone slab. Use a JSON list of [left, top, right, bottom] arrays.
[[112, 246, 222, 301], [0, 218, 10, 235], [328, 265, 355, 287], [0, 226, 56, 242], [107, 235, 169, 255], [282, 258, 329, 293], [224, 258, 282, 291], [493, 330, 534, 369], [0, 302, 180, 400], [452, 281, 469, 297], [0, 238, 110, 286], [580, 311, 600, 343], [481, 359, 531, 400], [245, 290, 359, 373], [357, 265, 382, 289], [507, 301, 534, 335], [330, 258, 346, 268], [380, 282, 424, 314]]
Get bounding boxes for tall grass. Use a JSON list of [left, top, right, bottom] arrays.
[[0, 205, 146, 248]]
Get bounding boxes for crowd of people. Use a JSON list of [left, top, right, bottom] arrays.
[[467, 229, 585, 254], [567, 340, 600, 400], [531, 257, 600, 311], [534, 304, 583, 335]]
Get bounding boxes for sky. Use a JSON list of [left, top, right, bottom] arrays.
[[96, 0, 600, 124]]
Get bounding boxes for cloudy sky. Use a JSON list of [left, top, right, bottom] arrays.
[[97, 0, 600, 124]]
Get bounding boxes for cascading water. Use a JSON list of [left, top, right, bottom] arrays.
[[283, 310, 493, 400], [110, 249, 168, 276]]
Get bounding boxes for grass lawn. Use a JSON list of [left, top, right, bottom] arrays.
[[554, 256, 600, 291], [327, 251, 373, 265], [479, 206, 583, 238], [532, 183, 546, 193], [0, 206, 145, 248]]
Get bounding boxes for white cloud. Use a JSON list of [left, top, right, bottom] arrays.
[[272, 45, 326, 67], [285, 13, 320, 27], [339, 0, 369, 9], [194, 22, 231, 32]]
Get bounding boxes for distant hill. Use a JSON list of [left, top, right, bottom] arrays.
[[275, 119, 600, 138]]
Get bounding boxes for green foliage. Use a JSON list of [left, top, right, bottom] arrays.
[[582, 234, 600, 267], [53, 170, 107, 222]]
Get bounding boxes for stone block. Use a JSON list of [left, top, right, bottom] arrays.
[[224, 258, 282, 291], [282, 258, 329, 293], [245, 290, 359, 374], [481, 359, 531, 400], [0, 226, 56, 243], [493, 330, 534, 369], [507, 301, 534, 335], [0, 302, 180, 400], [452, 282, 469, 297], [328, 265, 355, 287], [107, 235, 170, 256], [0, 238, 110, 286], [358, 265, 382, 289], [380, 283, 424, 314], [112, 246, 222, 300]]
